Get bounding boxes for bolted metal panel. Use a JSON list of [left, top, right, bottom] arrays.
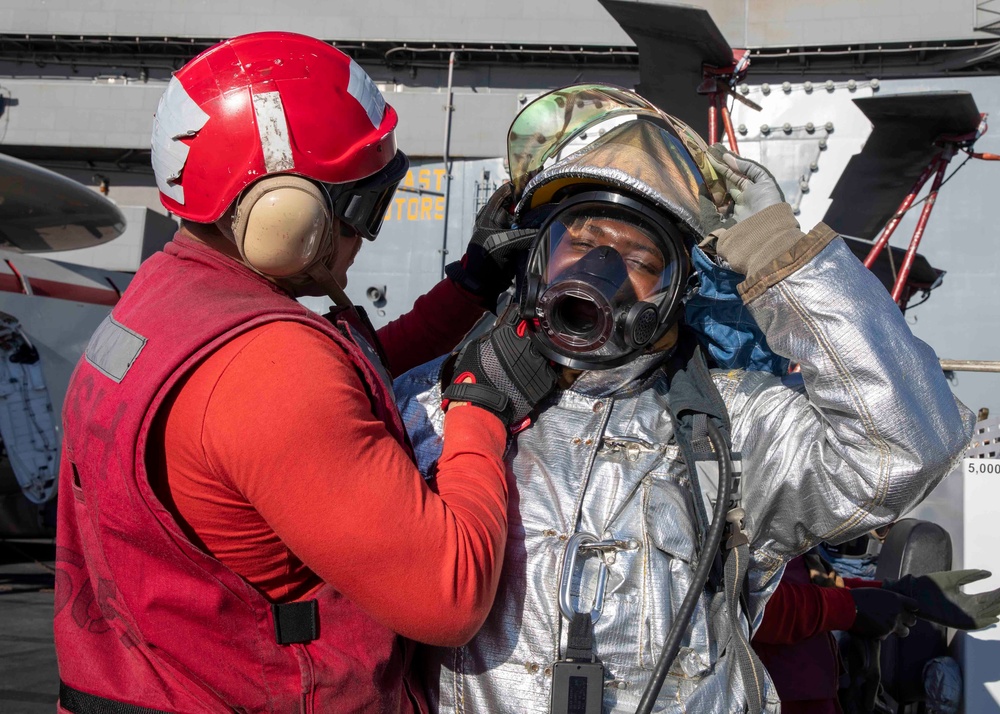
[[0, 78, 164, 150], [0, 0, 992, 49], [729, 75, 1000, 416]]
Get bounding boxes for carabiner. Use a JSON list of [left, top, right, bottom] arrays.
[[558, 532, 609, 624]]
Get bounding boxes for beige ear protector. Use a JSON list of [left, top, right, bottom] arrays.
[[232, 176, 332, 279]]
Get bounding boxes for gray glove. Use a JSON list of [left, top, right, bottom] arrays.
[[884, 569, 1000, 631], [706, 144, 785, 224], [441, 305, 557, 428], [701, 144, 807, 278]]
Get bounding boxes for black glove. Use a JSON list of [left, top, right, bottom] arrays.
[[884, 569, 1000, 631], [849, 587, 919, 640], [441, 306, 557, 427], [446, 183, 536, 309]]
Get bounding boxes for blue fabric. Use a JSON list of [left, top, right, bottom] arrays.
[[817, 543, 879, 580], [923, 656, 962, 714], [684, 244, 789, 376]]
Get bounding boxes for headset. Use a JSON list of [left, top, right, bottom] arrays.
[[232, 175, 331, 278], [229, 151, 409, 279]]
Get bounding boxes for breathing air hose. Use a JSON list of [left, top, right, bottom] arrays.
[[634, 419, 735, 714]]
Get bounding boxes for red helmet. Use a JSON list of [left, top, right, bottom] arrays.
[[152, 31, 404, 234]]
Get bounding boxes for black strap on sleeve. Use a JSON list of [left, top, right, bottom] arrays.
[[690, 412, 713, 459], [59, 682, 169, 714], [272, 600, 319, 645], [441, 382, 510, 415], [564, 612, 597, 662]]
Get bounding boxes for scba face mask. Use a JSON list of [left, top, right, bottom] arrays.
[[507, 84, 731, 370], [521, 190, 690, 370]]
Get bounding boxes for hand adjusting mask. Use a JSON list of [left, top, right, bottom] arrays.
[[520, 190, 690, 370]]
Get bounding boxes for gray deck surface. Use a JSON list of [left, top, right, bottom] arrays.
[[0, 539, 59, 713]]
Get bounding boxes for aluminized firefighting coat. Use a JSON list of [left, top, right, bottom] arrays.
[[395, 236, 974, 713]]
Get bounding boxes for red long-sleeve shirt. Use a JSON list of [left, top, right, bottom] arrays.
[[148, 278, 507, 647], [753, 578, 858, 645], [754, 572, 880, 645], [752, 556, 881, 714]]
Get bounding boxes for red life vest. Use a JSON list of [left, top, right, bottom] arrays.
[[54, 236, 422, 713]]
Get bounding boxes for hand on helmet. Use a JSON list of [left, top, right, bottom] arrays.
[[701, 144, 805, 278], [706, 144, 785, 224], [446, 183, 536, 310], [440, 306, 557, 428], [849, 587, 919, 640], [884, 569, 1000, 631]]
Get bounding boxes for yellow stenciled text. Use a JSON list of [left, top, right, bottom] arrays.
[[383, 168, 449, 222]]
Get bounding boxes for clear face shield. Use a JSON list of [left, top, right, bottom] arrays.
[[507, 84, 724, 370], [507, 84, 728, 209], [522, 190, 689, 370]]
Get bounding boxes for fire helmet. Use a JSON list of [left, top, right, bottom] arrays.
[[507, 84, 727, 369]]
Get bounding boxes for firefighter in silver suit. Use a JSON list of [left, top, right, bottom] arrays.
[[395, 85, 974, 714]]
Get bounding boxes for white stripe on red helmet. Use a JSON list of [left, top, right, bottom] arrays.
[[251, 91, 295, 174], [150, 76, 210, 206], [346, 59, 386, 129]]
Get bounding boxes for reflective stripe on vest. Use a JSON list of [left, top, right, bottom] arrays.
[[83, 315, 147, 384]]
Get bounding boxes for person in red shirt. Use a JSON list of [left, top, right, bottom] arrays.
[[752, 551, 1000, 713], [751, 555, 914, 714], [53, 32, 555, 714]]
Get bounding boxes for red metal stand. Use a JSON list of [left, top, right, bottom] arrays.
[[719, 95, 740, 152], [863, 113, 999, 308], [862, 160, 938, 272], [889, 147, 954, 304], [707, 100, 718, 146], [699, 48, 754, 152]]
